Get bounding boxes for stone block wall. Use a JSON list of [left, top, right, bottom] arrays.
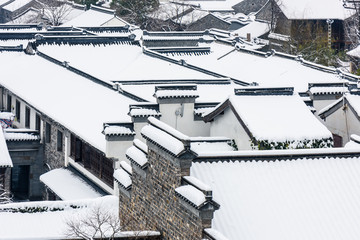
[[43, 118, 65, 170], [119, 142, 207, 239]]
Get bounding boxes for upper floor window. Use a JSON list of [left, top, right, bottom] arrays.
[[57, 130, 63, 152], [15, 100, 20, 122], [45, 122, 51, 143], [6, 95, 11, 112], [35, 114, 41, 132], [25, 107, 30, 128]]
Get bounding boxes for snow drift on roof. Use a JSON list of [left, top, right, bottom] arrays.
[[40, 168, 102, 200], [228, 93, 332, 143], [278, 0, 355, 20], [191, 155, 360, 240]]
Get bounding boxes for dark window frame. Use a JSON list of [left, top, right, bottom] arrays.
[[57, 130, 63, 152], [15, 100, 20, 122], [25, 106, 30, 128], [6, 95, 11, 112], [45, 122, 51, 143], [35, 114, 41, 132]]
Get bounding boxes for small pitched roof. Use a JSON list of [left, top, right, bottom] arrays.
[[204, 88, 332, 145], [191, 149, 360, 240], [319, 93, 360, 120], [277, 0, 355, 20], [0, 129, 12, 168]]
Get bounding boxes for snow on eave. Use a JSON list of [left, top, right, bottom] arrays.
[[126, 145, 148, 168], [113, 168, 132, 189], [129, 108, 161, 117], [204, 228, 230, 240], [309, 86, 348, 95], [0, 129, 13, 168], [148, 116, 190, 142], [133, 139, 148, 153], [103, 125, 135, 136], [194, 147, 360, 160], [175, 185, 206, 208], [183, 176, 212, 191], [154, 89, 199, 99]]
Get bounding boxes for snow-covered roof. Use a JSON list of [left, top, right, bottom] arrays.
[[4, 129, 40, 141], [36, 43, 220, 83], [113, 168, 132, 189], [191, 152, 360, 240], [0, 129, 13, 167], [0, 51, 136, 153], [126, 140, 148, 168], [61, 7, 126, 27], [103, 125, 135, 136], [205, 91, 332, 143], [148, 2, 192, 21], [141, 117, 190, 156], [174, 9, 209, 25], [175, 185, 206, 207], [232, 20, 270, 39], [161, 41, 348, 92], [277, 0, 355, 20], [3, 0, 32, 11], [191, 141, 234, 153], [319, 94, 360, 118], [129, 107, 161, 117], [121, 83, 237, 103], [40, 168, 103, 200], [186, 0, 244, 11], [8, 7, 39, 24], [347, 45, 360, 58], [154, 89, 199, 99], [309, 86, 348, 95]]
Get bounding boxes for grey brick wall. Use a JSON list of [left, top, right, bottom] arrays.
[[119, 142, 207, 239]]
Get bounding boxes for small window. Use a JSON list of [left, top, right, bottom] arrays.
[[57, 130, 63, 152], [45, 122, 51, 143], [25, 107, 30, 128], [15, 100, 20, 122], [6, 95, 11, 112], [35, 114, 41, 131]]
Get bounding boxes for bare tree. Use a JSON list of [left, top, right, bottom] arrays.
[[65, 204, 121, 240], [37, 0, 74, 26], [343, 0, 360, 48]]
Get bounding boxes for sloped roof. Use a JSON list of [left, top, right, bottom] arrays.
[[36, 43, 220, 83], [0, 51, 137, 153], [277, 0, 355, 20], [61, 7, 126, 27], [160, 42, 348, 92], [191, 151, 360, 240], [232, 20, 270, 38], [3, 0, 32, 12], [40, 168, 103, 200], [204, 91, 332, 143], [347, 45, 360, 58], [319, 94, 360, 119]]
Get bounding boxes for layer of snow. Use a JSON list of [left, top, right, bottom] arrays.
[[0, 196, 158, 239], [194, 107, 215, 116], [40, 168, 102, 200], [113, 168, 132, 188], [160, 41, 346, 92], [278, 0, 355, 20], [133, 138, 148, 152], [129, 108, 161, 117], [141, 125, 185, 155], [191, 155, 360, 240], [126, 145, 148, 167], [346, 94, 360, 117], [347, 45, 360, 58], [309, 86, 348, 95], [155, 89, 199, 99], [175, 9, 209, 25], [4, 131, 39, 141], [0, 51, 136, 153], [148, 2, 192, 21], [344, 140, 360, 149], [121, 83, 236, 103], [0, 129, 13, 167], [61, 8, 122, 27], [186, 0, 243, 11], [204, 228, 230, 240], [175, 185, 206, 207], [191, 141, 234, 153], [148, 116, 190, 141], [3, 0, 31, 11], [183, 176, 212, 191], [7, 8, 39, 24], [232, 21, 270, 39], [120, 161, 132, 174], [104, 125, 134, 136], [37, 43, 218, 83], [268, 32, 290, 42], [228, 94, 332, 143]]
